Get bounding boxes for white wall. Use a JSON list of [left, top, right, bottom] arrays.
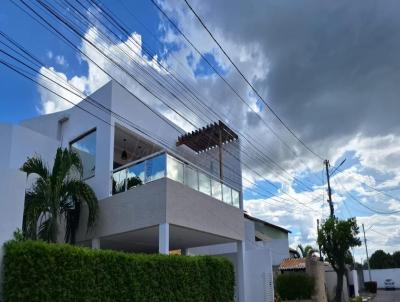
[[245, 247, 274, 302], [0, 123, 59, 297], [261, 239, 289, 266], [363, 268, 400, 288], [21, 82, 114, 199], [325, 266, 349, 302]]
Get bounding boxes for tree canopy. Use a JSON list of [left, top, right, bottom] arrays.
[[317, 216, 361, 302], [369, 249, 400, 269]]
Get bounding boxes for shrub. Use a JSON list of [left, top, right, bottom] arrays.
[[364, 281, 377, 293], [275, 273, 315, 300], [2, 240, 234, 302]]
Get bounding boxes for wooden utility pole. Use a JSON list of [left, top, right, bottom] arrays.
[[324, 159, 334, 217], [362, 223, 372, 281]]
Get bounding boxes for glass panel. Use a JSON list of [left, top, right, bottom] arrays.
[[166, 155, 183, 183], [211, 179, 222, 200], [185, 166, 198, 190], [112, 169, 126, 195], [127, 161, 145, 190], [198, 172, 211, 195], [232, 190, 240, 208], [146, 154, 166, 182], [70, 130, 96, 179], [222, 184, 232, 205]]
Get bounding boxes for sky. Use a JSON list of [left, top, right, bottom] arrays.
[[1, 0, 400, 262]]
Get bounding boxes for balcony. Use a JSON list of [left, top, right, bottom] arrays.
[[112, 152, 240, 208]]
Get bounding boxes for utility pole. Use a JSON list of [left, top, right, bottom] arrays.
[[324, 159, 334, 217], [362, 223, 372, 281]]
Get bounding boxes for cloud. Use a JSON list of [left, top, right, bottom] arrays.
[[34, 1, 400, 256], [37, 66, 88, 114], [55, 55, 68, 67]]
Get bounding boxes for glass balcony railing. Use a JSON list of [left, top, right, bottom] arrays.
[[112, 152, 240, 208]]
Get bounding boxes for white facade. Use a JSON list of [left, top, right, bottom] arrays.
[[188, 217, 290, 302], [0, 81, 289, 302], [363, 268, 400, 289]]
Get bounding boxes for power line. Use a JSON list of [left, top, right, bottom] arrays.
[[0, 10, 322, 215], [91, 0, 322, 193], [333, 176, 400, 215], [181, 0, 324, 161], [26, 0, 324, 209], [0, 46, 322, 217], [148, 0, 326, 184]]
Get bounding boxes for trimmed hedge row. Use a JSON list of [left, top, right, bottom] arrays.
[[275, 273, 315, 300], [2, 240, 234, 302]]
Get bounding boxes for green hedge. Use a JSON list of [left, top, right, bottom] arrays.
[[2, 240, 234, 302], [275, 273, 315, 300]]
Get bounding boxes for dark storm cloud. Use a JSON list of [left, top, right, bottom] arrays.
[[189, 0, 400, 147]]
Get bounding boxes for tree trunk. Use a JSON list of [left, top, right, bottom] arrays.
[[335, 271, 344, 302]]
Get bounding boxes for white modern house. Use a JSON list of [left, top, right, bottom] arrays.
[[0, 81, 290, 302]]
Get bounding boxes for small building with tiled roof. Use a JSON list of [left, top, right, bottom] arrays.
[[279, 258, 306, 272]]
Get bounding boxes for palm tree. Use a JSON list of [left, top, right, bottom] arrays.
[[297, 244, 318, 258], [21, 148, 98, 244]]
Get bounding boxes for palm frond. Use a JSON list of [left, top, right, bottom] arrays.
[[22, 147, 98, 244], [20, 155, 49, 179], [61, 179, 98, 235]]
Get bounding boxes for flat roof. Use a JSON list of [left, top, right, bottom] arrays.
[[176, 121, 238, 153], [244, 213, 291, 234]]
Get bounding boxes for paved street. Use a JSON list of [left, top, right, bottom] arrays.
[[373, 290, 400, 302]]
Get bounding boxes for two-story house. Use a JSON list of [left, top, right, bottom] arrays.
[[0, 80, 290, 302]]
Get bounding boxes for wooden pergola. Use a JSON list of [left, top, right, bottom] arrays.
[[176, 121, 238, 180]]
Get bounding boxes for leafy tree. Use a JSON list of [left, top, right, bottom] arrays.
[[318, 217, 361, 302], [369, 250, 394, 269], [297, 244, 318, 258], [392, 251, 400, 268], [21, 148, 98, 243]]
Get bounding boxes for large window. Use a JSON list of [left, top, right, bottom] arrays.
[[70, 129, 96, 179]]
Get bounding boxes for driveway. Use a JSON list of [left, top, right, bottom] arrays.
[[372, 289, 400, 302]]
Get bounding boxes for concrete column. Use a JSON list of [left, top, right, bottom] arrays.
[[159, 223, 169, 255], [352, 270, 359, 297], [236, 241, 246, 302], [91, 238, 100, 249]]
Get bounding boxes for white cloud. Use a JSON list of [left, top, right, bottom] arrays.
[[34, 1, 400, 259], [55, 55, 68, 67], [37, 67, 88, 114]]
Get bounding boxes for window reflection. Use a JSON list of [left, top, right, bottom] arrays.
[[127, 161, 144, 190], [232, 190, 240, 208], [211, 179, 222, 200], [146, 154, 166, 182], [112, 169, 126, 195], [198, 172, 211, 195], [185, 166, 198, 190], [70, 130, 96, 179], [223, 184, 232, 205], [166, 155, 183, 183]]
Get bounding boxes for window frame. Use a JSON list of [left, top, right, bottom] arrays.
[[69, 127, 97, 180]]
